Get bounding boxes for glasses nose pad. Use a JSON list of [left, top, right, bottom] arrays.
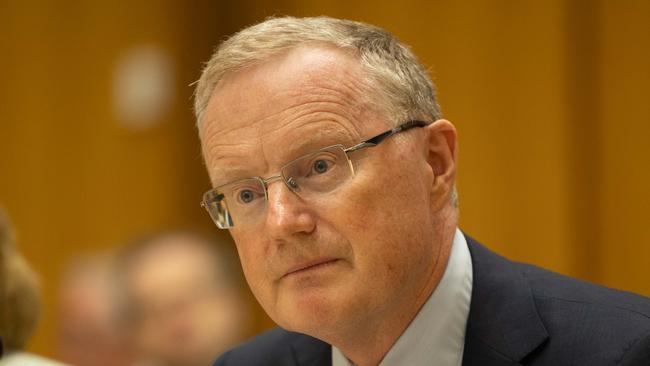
[[285, 176, 301, 193]]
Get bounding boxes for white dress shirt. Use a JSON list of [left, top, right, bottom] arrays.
[[332, 228, 473, 366]]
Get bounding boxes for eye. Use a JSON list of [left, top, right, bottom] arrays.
[[312, 159, 329, 174], [238, 189, 255, 203]]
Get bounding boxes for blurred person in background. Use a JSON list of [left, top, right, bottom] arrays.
[[118, 230, 250, 366], [56, 254, 138, 366], [0, 209, 66, 366]]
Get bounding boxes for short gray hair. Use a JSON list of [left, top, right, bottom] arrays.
[[193, 16, 442, 128]]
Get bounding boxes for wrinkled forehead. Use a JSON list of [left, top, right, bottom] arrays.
[[200, 44, 371, 139]]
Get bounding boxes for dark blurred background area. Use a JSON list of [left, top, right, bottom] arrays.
[[1, 0, 648, 360]]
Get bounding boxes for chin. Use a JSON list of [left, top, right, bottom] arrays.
[[274, 290, 346, 337]]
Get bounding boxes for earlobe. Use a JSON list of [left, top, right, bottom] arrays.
[[424, 119, 457, 208]]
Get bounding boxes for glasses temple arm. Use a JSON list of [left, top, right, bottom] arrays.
[[344, 120, 429, 153]]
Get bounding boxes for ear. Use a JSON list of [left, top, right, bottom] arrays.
[[423, 119, 457, 210]]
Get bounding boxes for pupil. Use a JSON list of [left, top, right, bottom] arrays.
[[240, 189, 254, 203], [314, 159, 328, 174]]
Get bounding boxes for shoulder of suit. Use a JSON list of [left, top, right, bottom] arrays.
[[213, 327, 326, 366], [465, 234, 650, 363], [516, 260, 650, 362], [516, 260, 650, 319], [465, 234, 650, 320], [214, 328, 298, 365]]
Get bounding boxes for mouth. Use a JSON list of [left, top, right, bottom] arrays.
[[282, 258, 340, 278]]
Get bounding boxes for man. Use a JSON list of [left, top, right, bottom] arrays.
[[117, 231, 250, 366], [194, 16, 650, 365]]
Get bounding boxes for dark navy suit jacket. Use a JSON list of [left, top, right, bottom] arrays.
[[214, 235, 650, 365]]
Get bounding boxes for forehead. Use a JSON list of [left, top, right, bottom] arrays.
[[200, 44, 378, 183], [204, 44, 368, 127]]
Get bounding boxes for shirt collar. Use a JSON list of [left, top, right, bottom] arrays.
[[332, 228, 473, 366]]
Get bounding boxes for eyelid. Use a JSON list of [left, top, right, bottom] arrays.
[[290, 149, 337, 173], [308, 153, 338, 169], [229, 180, 264, 193], [230, 183, 265, 204], [215, 176, 257, 190], [306, 150, 338, 163]]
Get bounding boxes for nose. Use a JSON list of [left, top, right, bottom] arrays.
[[264, 179, 317, 239]]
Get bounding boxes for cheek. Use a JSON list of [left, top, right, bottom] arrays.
[[231, 234, 270, 300], [341, 170, 429, 234], [335, 156, 433, 278], [333, 185, 405, 265]]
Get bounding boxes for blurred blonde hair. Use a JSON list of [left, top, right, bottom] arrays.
[[0, 210, 42, 352]]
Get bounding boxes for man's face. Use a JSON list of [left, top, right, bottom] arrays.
[[200, 45, 445, 339]]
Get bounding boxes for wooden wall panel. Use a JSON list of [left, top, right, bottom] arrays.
[[597, 0, 650, 296]]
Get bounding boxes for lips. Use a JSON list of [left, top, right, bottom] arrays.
[[282, 258, 339, 278]]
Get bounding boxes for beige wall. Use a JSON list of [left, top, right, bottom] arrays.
[[1, 0, 648, 358]]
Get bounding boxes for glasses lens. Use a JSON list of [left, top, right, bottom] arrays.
[[202, 146, 354, 230], [202, 190, 232, 229], [282, 145, 353, 196], [203, 177, 266, 228], [222, 177, 267, 227]]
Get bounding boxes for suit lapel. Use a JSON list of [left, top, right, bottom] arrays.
[[462, 235, 549, 366]]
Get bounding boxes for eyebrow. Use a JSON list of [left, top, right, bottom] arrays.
[[289, 127, 357, 155], [211, 124, 358, 186], [211, 165, 256, 187]]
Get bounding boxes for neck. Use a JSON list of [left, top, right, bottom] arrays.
[[331, 213, 457, 366]]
